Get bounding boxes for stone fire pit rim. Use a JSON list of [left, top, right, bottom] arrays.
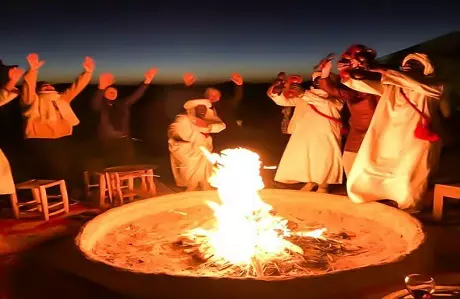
[[75, 189, 425, 281]]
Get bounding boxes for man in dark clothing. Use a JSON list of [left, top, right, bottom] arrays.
[[91, 68, 157, 166], [317, 56, 379, 177]]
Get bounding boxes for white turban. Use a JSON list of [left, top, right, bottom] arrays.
[[402, 53, 434, 76], [183, 99, 212, 110]]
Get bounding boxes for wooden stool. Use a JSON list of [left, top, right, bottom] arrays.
[[83, 171, 109, 207], [104, 165, 157, 206], [433, 183, 460, 220], [11, 179, 70, 221]]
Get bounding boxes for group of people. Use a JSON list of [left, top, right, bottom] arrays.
[[0, 45, 452, 213], [268, 45, 450, 212], [0, 53, 242, 201], [168, 44, 451, 213]]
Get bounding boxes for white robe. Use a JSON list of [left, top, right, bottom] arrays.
[[0, 88, 19, 194], [343, 70, 443, 209], [168, 112, 225, 189], [268, 88, 344, 185]]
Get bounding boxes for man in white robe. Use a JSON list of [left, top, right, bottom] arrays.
[[267, 72, 344, 193], [0, 66, 24, 195], [343, 53, 448, 210], [168, 99, 226, 191]]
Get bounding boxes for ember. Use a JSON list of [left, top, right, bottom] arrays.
[[174, 148, 363, 276]]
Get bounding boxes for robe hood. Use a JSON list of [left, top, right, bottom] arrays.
[[402, 53, 434, 76], [183, 99, 212, 110]]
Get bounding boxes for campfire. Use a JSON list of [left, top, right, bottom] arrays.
[[175, 148, 361, 276], [77, 147, 425, 285]]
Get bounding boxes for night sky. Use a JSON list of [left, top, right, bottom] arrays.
[[1, 0, 459, 83]]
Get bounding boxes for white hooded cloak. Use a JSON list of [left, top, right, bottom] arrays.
[[168, 99, 226, 190], [267, 73, 344, 185], [0, 88, 19, 194], [343, 53, 443, 209]]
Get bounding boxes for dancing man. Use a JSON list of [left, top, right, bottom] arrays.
[[91, 68, 157, 166], [22, 53, 94, 199], [168, 99, 226, 191], [267, 71, 344, 193], [317, 47, 379, 177], [342, 52, 448, 211]]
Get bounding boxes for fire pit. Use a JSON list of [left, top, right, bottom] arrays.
[[76, 149, 426, 298]]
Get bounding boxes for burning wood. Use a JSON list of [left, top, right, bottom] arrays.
[[174, 224, 364, 276], [173, 148, 364, 277]]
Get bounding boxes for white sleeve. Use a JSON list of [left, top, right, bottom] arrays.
[[267, 86, 297, 106], [342, 78, 383, 96]]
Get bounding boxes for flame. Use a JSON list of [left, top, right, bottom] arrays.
[[187, 147, 325, 268]]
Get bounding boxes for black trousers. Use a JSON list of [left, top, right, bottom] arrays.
[[25, 136, 84, 197], [100, 136, 136, 167]]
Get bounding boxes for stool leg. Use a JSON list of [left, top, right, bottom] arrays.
[[141, 175, 147, 192], [9, 192, 20, 220], [39, 186, 49, 221], [128, 177, 134, 202], [99, 174, 107, 207], [60, 181, 70, 214], [105, 173, 114, 205], [147, 169, 157, 196], [83, 171, 90, 198], [31, 188, 42, 212], [433, 185, 444, 221]]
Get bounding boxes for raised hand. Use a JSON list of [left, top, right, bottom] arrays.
[[231, 72, 243, 86], [8, 67, 25, 83], [321, 60, 333, 78], [26, 53, 45, 70], [183, 73, 196, 86], [83, 56, 95, 72], [144, 67, 158, 84], [98, 73, 115, 90]]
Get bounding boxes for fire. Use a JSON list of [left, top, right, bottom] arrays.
[[183, 147, 325, 270]]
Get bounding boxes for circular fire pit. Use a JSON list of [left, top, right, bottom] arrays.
[[76, 189, 425, 298]]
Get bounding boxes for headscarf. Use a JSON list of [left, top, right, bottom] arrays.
[[402, 53, 434, 76]]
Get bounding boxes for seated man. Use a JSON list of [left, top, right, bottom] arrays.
[[168, 99, 226, 191]]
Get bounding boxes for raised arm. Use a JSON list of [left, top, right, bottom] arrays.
[[267, 85, 297, 106], [229, 73, 244, 109], [207, 117, 226, 133], [0, 67, 23, 106], [22, 53, 45, 106], [59, 56, 95, 103], [381, 69, 442, 99], [341, 76, 383, 96], [92, 73, 115, 111], [318, 60, 363, 102], [169, 115, 207, 142], [124, 67, 157, 106]]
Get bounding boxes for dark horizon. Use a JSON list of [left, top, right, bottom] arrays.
[[2, 1, 460, 83]]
